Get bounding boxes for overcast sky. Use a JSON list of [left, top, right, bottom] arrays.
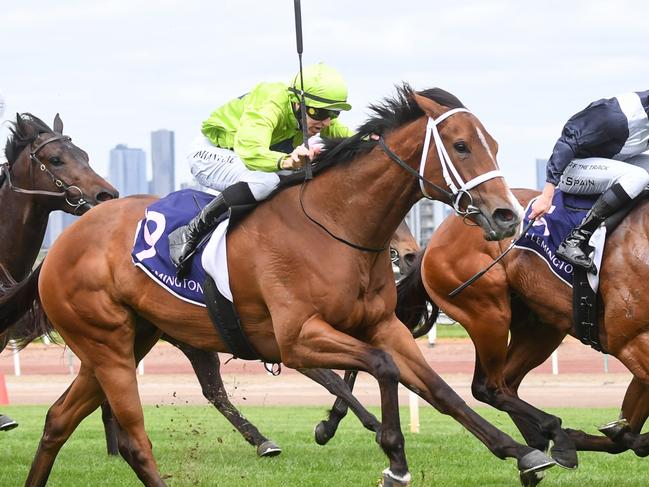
[[2, 0, 648, 190]]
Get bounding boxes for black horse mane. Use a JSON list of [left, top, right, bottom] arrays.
[[276, 84, 465, 190], [4, 113, 53, 165]]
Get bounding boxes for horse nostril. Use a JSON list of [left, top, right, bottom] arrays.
[[493, 208, 515, 223], [96, 191, 118, 202]]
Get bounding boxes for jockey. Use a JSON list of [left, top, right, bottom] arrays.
[[168, 63, 354, 275], [530, 90, 649, 272]]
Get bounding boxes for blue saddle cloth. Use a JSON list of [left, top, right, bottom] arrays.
[[514, 190, 597, 286], [131, 189, 214, 306]]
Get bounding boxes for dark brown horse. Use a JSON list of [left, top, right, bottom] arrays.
[[0, 113, 118, 285], [395, 187, 649, 470], [0, 113, 118, 433], [2, 87, 557, 486]]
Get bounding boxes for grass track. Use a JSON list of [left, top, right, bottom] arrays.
[[0, 405, 645, 486]]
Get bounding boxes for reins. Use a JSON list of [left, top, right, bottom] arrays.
[[299, 108, 505, 253], [1, 134, 89, 213], [448, 219, 534, 297]]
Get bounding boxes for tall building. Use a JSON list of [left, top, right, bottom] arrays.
[[151, 129, 175, 196], [43, 211, 78, 248], [109, 144, 147, 196], [406, 199, 451, 246], [535, 159, 547, 190]]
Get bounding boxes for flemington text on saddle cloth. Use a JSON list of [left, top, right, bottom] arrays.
[[131, 189, 233, 306], [514, 190, 605, 292]]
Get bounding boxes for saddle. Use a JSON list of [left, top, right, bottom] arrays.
[[572, 192, 646, 353]]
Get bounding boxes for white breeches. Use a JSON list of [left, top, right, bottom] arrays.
[[186, 136, 280, 201], [557, 153, 649, 198]]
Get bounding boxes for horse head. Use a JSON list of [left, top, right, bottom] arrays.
[[412, 91, 523, 241], [390, 219, 420, 275], [4, 113, 119, 214]]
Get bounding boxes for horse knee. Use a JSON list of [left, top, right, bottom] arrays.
[[471, 380, 493, 404], [369, 350, 400, 383], [40, 409, 71, 452]]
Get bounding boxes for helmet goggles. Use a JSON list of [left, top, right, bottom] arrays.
[[306, 106, 340, 121]]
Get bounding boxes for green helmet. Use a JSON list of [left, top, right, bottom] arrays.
[[290, 63, 351, 111]]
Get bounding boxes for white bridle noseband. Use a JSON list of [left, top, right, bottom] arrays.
[[419, 108, 504, 214]]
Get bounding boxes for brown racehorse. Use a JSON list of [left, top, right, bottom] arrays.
[[2, 86, 557, 486], [0, 114, 418, 459], [396, 187, 649, 471]]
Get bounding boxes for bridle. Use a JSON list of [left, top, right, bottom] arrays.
[[300, 107, 505, 253], [379, 107, 504, 220], [1, 133, 90, 213]]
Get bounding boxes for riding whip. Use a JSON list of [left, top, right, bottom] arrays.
[[293, 0, 313, 180], [448, 219, 533, 297]]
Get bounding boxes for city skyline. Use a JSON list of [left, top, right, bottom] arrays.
[[2, 1, 647, 192]]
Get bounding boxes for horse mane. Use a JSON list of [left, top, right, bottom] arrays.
[[4, 113, 53, 165], [276, 84, 465, 191]]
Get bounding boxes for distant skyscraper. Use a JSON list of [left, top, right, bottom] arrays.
[[535, 158, 548, 190], [151, 129, 175, 196], [109, 144, 147, 196], [406, 200, 451, 247], [43, 211, 78, 248]]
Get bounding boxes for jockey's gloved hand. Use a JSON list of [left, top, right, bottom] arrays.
[[280, 144, 316, 170]]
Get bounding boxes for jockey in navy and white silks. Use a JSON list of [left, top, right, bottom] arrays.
[[530, 90, 649, 272]]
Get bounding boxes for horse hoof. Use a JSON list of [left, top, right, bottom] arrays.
[[599, 418, 629, 440], [380, 469, 411, 487], [519, 469, 545, 487], [518, 450, 556, 474], [549, 445, 578, 469], [314, 422, 332, 446], [256, 440, 282, 457]]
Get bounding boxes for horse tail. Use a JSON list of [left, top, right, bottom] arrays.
[[395, 248, 440, 339], [0, 262, 55, 351]]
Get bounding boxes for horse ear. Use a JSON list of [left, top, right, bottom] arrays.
[[413, 93, 447, 119], [16, 113, 36, 138], [53, 113, 64, 134]]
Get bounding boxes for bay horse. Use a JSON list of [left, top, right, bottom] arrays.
[[0, 113, 418, 460], [2, 86, 557, 486], [395, 187, 649, 470]]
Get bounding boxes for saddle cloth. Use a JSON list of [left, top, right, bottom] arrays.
[[514, 190, 606, 292], [131, 189, 233, 306]]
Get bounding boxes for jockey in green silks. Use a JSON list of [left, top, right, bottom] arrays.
[[168, 63, 354, 276]]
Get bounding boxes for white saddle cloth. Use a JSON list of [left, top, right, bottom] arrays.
[[201, 219, 233, 301]]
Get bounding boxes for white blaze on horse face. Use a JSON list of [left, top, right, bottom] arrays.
[[475, 127, 496, 165]]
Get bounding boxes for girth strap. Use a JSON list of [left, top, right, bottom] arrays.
[[203, 276, 260, 360]]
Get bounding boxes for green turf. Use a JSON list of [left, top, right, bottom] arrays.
[[0, 405, 645, 486]]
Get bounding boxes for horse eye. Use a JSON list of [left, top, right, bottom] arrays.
[[453, 141, 469, 154], [49, 157, 64, 166]]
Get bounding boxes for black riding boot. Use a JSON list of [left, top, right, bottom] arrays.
[[168, 182, 257, 277], [556, 183, 631, 272], [0, 414, 18, 431]]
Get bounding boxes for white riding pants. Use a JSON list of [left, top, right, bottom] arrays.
[[557, 153, 649, 198], [186, 135, 280, 201]]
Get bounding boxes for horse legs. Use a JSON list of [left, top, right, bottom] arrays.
[[370, 318, 556, 482], [101, 401, 120, 455], [25, 366, 106, 487], [162, 334, 281, 457], [298, 369, 381, 445], [484, 319, 579, 468], [312, 370, 363, 445], [280, 316, 410, 485]]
